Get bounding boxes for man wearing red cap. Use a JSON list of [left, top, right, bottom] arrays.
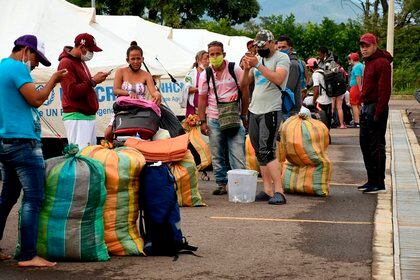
[[357, 33, 393, 194], [58, 33, 109, 149]]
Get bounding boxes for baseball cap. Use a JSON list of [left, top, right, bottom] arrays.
[[74, 33, 102, 52], [254, 30, 275, 48], [14, 35, 51, 66], [306, 58, 317, 67], [359, 33, 377, 45], [349, 52, 360, 61]]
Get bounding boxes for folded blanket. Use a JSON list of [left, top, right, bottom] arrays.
[[125, 133, 189, 163]]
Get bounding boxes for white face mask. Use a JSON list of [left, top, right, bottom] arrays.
[[81, 50, 94, 61], [21, 49, 32, 72]]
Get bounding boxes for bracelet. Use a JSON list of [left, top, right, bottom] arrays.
[[240, 115, 248, 121], [199, 119, 206, 125], [255, 62, 262, 69]]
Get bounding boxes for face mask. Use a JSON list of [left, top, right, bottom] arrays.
[[280, 49, 290, 55], [209, 55, 224, 68], [129, 64, 140, 72], [21, 49, 31, 72], [81, 50, 94, 61], [257, 48, 270, 58]]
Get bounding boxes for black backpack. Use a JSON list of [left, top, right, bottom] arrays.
[[317, 69, 347, 97], [139, 164, 198, 260]]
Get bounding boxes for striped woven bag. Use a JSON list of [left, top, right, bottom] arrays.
[[81, 141, 146, 255], [35, 145, 109, 261], [278, 114, 332, 196]]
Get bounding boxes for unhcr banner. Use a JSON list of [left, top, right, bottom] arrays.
[[37, 78, 186, 138]]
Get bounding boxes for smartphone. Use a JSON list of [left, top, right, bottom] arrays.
[[107, 68, 114, 75]]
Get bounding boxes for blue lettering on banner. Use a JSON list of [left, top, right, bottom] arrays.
[[46, 109, 58, 116], [105, 86, 116, 102], [96, 108, 113, 117], [96, 86, 105, 102], [160, 82, 184, 93], [96, 86, 116, 102]]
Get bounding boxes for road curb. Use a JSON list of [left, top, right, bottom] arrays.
[[402, 111, 420, 177], [372, 114, 394, 280]]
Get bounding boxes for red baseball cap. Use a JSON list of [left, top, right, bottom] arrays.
[[74, 33, 102, 52], [349, 52, 360, 61], [359, 33, 377, 45]]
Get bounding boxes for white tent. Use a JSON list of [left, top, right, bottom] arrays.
[[0, 0, 251, 137]]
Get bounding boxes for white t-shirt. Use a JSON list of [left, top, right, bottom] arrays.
[[312, 70, 332, 105]]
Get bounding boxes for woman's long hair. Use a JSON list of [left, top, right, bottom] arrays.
[[192, 50, 207, 68]]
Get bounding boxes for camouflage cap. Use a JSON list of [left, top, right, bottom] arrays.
[[254, 29, 275, 48]]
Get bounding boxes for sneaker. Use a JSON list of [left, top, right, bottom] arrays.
[[255, 191, 272, 201], [349, 123, 360, 128], [357, 182, 371, 191], [363, 185, 386, 194], [212, 185, 227, 195], [268, 192, 287, 205]]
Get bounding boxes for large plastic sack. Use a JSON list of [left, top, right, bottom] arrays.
[[182, 115, 212, 171], [170, 150, 206, 207], [36, 145, 109, 261], [245, 135, 260, 174], [81, 141, 146, 255], [277, 114, 332, 196]]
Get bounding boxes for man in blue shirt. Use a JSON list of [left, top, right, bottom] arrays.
[[0, 35, 66, 267]]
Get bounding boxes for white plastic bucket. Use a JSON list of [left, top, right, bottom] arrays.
[[227, 169, 258, 203]]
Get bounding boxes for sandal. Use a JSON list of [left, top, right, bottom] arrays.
[[212, 185, 227, 195]]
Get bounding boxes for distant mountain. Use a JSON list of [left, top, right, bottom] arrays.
[[257, 0, 360, 23]]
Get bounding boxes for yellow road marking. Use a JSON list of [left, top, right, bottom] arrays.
[[210, 216, 372, 225]]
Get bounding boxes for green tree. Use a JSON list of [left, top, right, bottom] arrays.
[[66, 0, 259, 27], [205, 0, 260, 25]]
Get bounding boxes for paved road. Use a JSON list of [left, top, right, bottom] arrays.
[[0, 125, 377, 280]]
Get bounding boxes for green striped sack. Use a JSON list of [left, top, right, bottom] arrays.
[[36, 150, 109, 261]]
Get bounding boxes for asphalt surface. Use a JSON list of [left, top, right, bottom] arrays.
[[1, 99, 417, 280]]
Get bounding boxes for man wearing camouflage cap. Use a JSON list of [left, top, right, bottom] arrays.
[[240, 30, 290, 205]]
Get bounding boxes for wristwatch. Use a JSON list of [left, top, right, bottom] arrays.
[[198, 119, 206, 125], [255, 62, 262, 69], [90, 79, 97, 87], [240, 115, 248, 121]]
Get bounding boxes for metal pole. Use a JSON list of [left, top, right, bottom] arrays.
[[386, 0, 395, 94], [386, 0, 395, 56], [91, 0, 95, 9]]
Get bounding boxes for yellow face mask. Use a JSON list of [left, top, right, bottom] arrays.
[[209, 55, 224, 68]]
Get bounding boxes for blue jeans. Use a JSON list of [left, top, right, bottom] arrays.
[[0, 139, 45, 261], [207, 118, 246, 186]]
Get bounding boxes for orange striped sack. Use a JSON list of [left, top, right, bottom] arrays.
[[278, 115, 332, 196], [81, 142, 146, 255], [245, 135, 260, 174], [170, 150, 206, 207], [188, 127, 212, 171]]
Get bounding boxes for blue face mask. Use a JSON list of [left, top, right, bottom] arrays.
[[280, 49, 290, 55]]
